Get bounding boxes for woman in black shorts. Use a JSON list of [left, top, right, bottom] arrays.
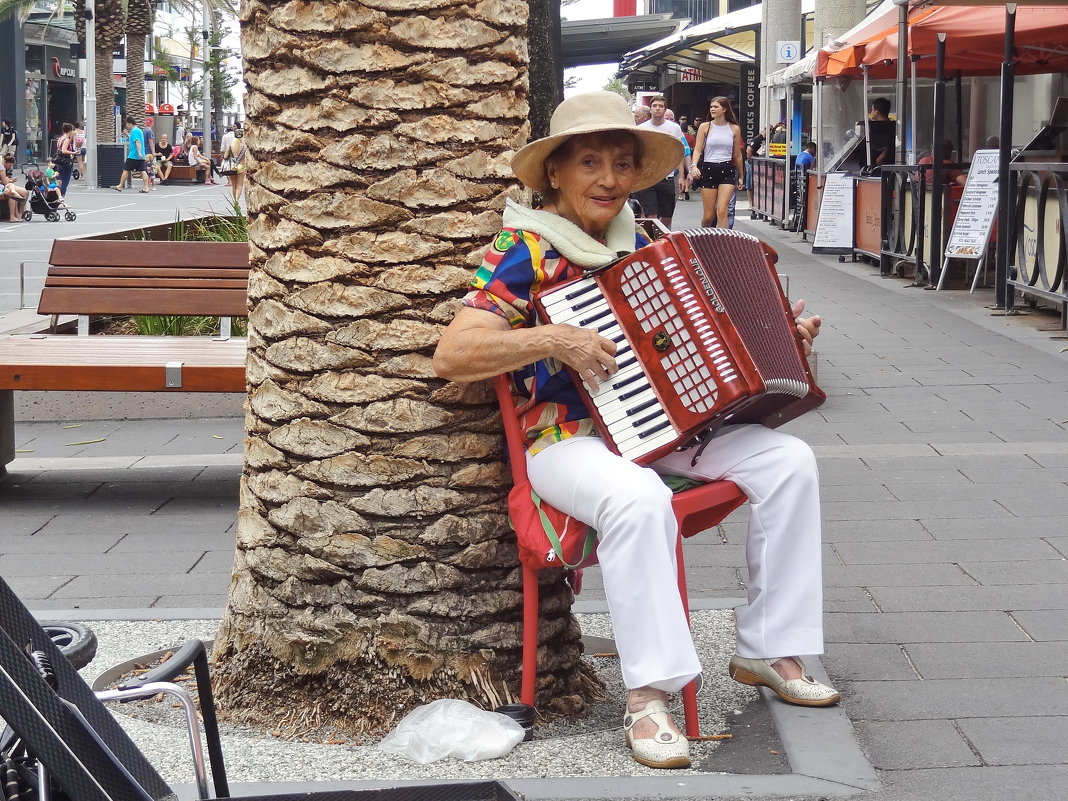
[[688, 96, 745, 228]]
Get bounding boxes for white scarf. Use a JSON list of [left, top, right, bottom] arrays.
[[501, 199, 637, 270]]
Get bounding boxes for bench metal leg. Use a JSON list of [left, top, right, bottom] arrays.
[[0, 390, 14, 472]]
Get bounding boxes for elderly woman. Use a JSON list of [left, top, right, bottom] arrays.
[[433, 91, 838, 770]]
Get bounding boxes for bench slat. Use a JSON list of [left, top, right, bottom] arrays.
[[0, 336, 247, 392], [49, 240, 249, 269], [45, 268, 249, 281], [37, 288, 249, 317], [43, 278, 250, 290]]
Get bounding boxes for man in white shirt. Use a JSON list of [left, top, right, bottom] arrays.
[[637, 96, 690, 229]]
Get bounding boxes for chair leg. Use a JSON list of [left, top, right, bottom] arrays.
[[521, 564, 539, 707], [675, 533, 702, 738]]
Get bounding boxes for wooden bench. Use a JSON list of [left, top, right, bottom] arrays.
[[0, 239, 250, 471], [167, 164, 205, 185]]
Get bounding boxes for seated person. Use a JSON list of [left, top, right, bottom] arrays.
[[43, 159, 64, 202], [155, 134, 175, 184], [0, 153, 29, 221], [186, 136, 219, 185], [433, 91, 839, 772], [918, 140, 966, 186]]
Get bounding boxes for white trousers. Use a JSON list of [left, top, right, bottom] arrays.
[[526, 425, 824, 693]]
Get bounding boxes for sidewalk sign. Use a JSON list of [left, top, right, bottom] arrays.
[[812, 172, 854, 255], [943, 149, 1000, 291]]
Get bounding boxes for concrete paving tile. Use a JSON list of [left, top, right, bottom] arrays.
[[868, 583, 1068, 613], [1046, 536, 1068, 557], [35, 513, 176, 536], [867, 768, 1068, 801], [957, 717, 1068, 765], [961, 559, 1068, 585], [904, 641, 1068, 679], [822, 643, 917, 681], [190, 550, 238, 574], [3, 515, 52, 535], [152, 497, 237, 515], [832, 538, 1061, 565], [821, 483, 898, 502], [0, 551, 203, 577], [912, 371, 1015, 387], [836, 426, 1005, 446], [53, 572, 229, 599], [845, 677, 1068, 720], [0, 497, 166, 514], [997, 494, 1068, 516], [960, 466, 1068, 484], [862, 454, 1042, 471], [822, 519, 934, 543], [5, 575, 72, 599], [821, 499, 1013, 521], [823, 563, 974, 587], [854, 720, 980, 769], [108, 530, 236, 552], [824, 586, 878, 613], [921, 516, 1064, 540], [884, 480, 1068, 501], [1030, 452, 1068, 468], [0, 532, 123, 554], [825, 611, 1028, 644], [1010, 610, 1068, 641]]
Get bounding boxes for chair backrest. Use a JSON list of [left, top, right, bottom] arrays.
[[0, 576, 173, 801]]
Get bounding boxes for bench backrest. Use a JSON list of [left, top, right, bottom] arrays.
[[39, 240, 250, 317]]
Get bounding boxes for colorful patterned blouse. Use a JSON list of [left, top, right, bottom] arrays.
[[464, 227, 647, 454]]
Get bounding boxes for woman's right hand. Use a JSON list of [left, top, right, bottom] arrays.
[[547, 324, 618, 393]]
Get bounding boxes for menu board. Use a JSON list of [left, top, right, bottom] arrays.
[[812, 173, 854, 254], [944, 149, 1000, 259]]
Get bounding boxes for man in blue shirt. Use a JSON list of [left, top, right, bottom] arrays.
[[795, 141, 816, 172], [111, 115, 150, 192]]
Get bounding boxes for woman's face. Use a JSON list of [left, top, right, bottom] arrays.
[[709, 101, 725, 119], [545, 132, 638, 238]]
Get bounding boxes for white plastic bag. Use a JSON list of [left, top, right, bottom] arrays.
[[377, 699, 526, 764]]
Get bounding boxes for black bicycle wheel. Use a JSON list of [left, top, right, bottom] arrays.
[[41, 621, 97, 669]]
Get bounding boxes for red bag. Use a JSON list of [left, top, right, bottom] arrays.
[[507, 480, 598, 570]]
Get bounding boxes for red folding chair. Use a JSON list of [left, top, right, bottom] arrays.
[[494, 374, 747, 737]]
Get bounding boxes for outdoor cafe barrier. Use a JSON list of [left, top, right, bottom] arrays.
[[1008, 161, 1068, 322], [750, 156, 793, 225]]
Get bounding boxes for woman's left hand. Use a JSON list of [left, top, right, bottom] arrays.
[[792, 299, 821, 356]]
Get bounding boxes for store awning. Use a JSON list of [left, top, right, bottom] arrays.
[[561, 14, 688, 69], [817, 4, 1068, 79], [620, 0, 815, 81]]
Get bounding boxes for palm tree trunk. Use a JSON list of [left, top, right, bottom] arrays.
[[211, 0, 601, 737]]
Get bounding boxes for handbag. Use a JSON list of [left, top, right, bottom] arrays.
[[508, 480, 598, 570]]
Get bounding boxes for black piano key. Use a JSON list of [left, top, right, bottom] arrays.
[[625, 397, 659, 416], [612, 373, 644, 391], [564, 282, 599, 301], [631, 409, 665, 427], [617, 355, 637, 370], [618, 384, 650, 401], [571, 295, 602, 312], [579, 307, 614, 326], [637, 420, 673, 439]]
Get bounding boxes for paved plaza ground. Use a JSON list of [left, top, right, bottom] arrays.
[[2, 186, 1068, 799]]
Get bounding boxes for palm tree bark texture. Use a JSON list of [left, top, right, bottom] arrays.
[[212, 0, 602, 738]]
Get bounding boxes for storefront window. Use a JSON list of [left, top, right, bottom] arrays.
[[24, 78, 43, 159]]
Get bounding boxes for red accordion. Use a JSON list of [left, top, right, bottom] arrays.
[[534, 228, 824, 464]]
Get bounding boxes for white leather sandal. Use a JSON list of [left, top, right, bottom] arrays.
[[728, 655, 841, 707], [623, 699, 691, 769]]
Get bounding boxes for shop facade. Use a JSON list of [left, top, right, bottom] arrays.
[[23, 43, 82, 160]]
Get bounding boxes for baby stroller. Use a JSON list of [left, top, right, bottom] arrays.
[[24, 169, 76, 222]]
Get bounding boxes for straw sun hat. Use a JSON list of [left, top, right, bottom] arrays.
[[511, 91, 685, 193]]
